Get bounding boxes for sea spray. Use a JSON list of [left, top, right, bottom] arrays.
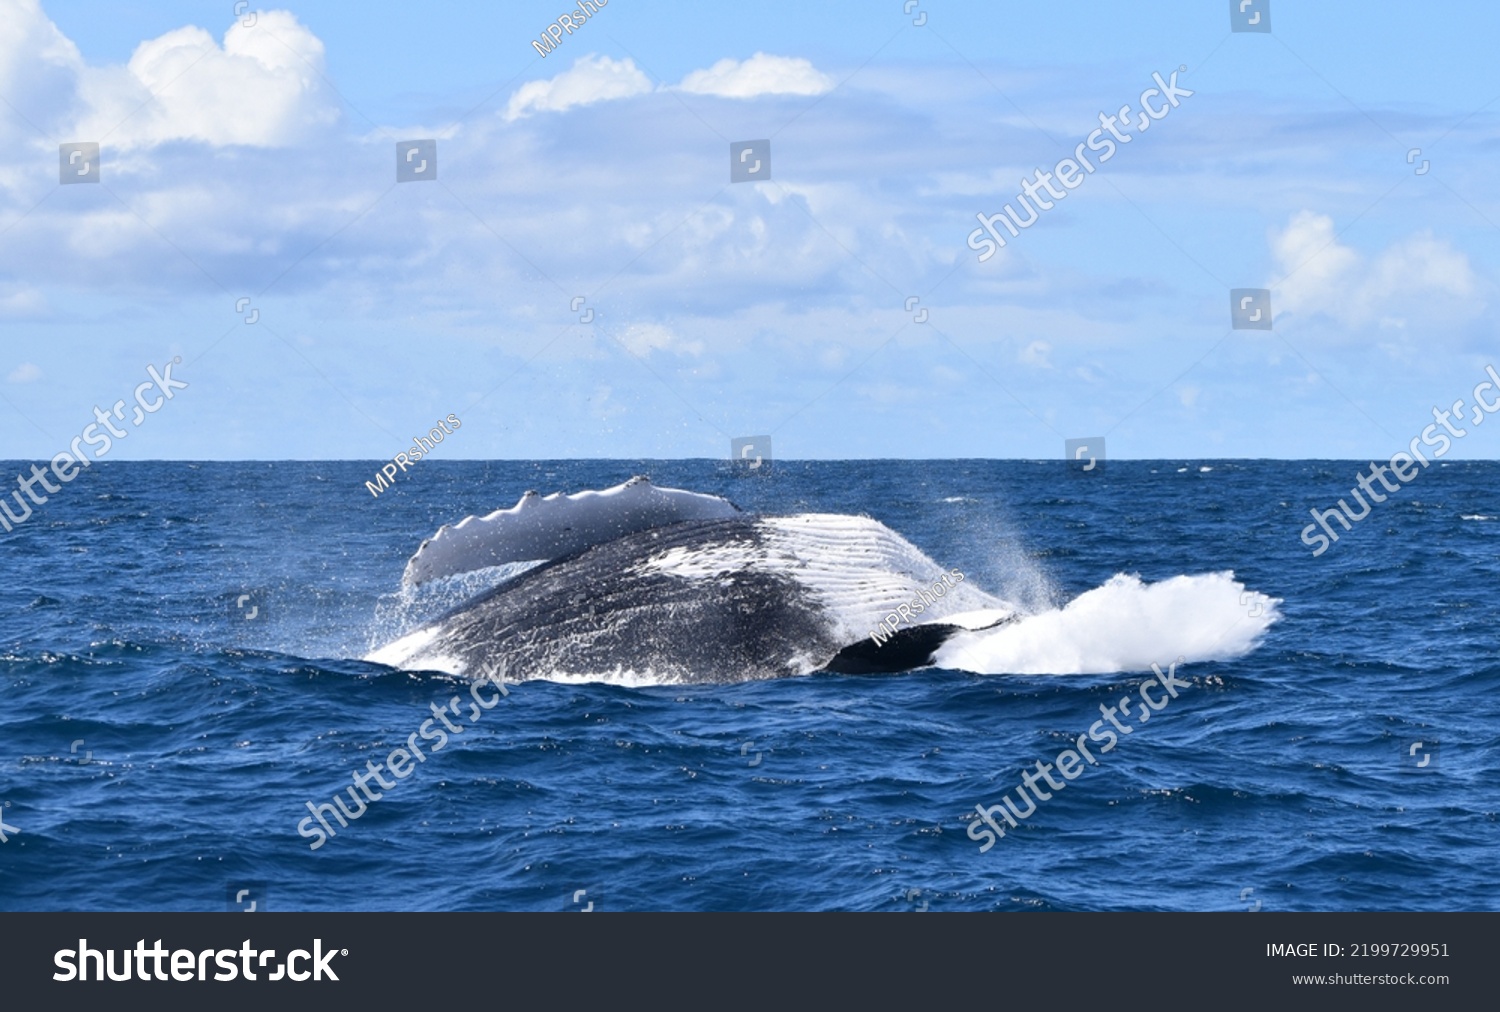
[[934, 571, 1279, 675]]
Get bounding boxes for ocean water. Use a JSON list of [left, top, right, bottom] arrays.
[[0, 459, 1496, 912]]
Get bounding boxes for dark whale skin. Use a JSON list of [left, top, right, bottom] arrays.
[[413, 517, 848, 683]]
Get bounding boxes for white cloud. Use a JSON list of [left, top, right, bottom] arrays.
[[0, 2, 338, 149], [1018, 339, 1052, 368], [0, 284, 46, 316], [500, 52, 833, 123], [617, 323, 702, 357], [677, 53, 833, 98], [7, 362, 41, 383], [505, 55, 652, 121], [0, 0, 85, 129], [1271, 210, 1483, 331]]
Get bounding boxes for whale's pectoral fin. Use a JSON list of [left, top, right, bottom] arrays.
[[403, 477, 743, 586], [823, 623, 965, 674]]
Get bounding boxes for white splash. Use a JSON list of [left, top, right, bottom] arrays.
[[932, 571, 1279, 675]]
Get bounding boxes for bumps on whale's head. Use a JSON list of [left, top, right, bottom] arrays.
[[402, 478, 744, 586]]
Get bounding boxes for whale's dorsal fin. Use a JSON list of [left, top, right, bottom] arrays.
[[401, 476, 743, 585]]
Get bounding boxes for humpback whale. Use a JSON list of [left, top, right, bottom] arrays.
[[367, 477, 1015, 683]]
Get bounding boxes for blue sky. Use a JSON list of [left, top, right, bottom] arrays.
[[2, 0, 1498, 460]]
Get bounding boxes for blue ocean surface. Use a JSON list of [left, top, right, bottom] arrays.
[[0, 459, 1496, 911]]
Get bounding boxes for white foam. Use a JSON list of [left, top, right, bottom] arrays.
[[932, 571, 1279, 675], [543, 667, 686, 688], [365, 625, 456, 671], [640, 542, 760, 579]]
